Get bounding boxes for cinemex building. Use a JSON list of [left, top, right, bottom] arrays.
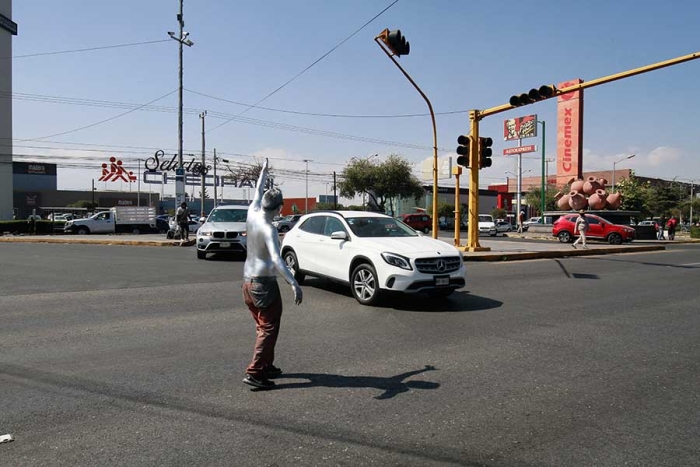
[[0, 0, 16, 220]]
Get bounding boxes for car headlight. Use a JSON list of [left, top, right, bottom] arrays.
[[198, 230, 213, 237], [381, 252, 412, 270], [240, 231, 247, 237]]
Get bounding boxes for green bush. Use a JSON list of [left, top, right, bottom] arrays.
[[691, 226, 700, 239]]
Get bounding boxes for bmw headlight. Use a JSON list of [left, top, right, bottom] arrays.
[[198, 230, 213, 237], [381, 252, 412, 270]]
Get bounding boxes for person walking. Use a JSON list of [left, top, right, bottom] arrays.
[[175, 202, 190, 243], [572, 210, 589, 249], [241, 159, 303, 390], [666, 216, 677, 241], [657, 218, 666, 240], [27, 209, 40, 235], [517, 210, 525, 233]]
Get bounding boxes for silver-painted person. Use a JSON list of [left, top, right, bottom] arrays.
[[241, 158, 302, 389]]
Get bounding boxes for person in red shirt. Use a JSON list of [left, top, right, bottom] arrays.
[[666, 216, 678, 241]]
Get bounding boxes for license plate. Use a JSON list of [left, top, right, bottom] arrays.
[[434, 276, 449, 287], [220, 242, 231, 248]]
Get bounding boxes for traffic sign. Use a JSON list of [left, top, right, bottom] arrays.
[[503, 145, 536, 156]]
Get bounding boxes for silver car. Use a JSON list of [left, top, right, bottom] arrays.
[[195, 205, 248, 259]]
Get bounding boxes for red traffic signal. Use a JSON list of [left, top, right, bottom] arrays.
[[509, 85, 557, 107], [383, 29, 410, 57]]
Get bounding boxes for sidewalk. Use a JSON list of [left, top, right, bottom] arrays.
[[0, 231, 676, 262]]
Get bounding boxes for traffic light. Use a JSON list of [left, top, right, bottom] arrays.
[[479, 137, 493, 169], [380, 29, 410, 56], [456, 134, 471, 167], [509, 84, 557, 107]]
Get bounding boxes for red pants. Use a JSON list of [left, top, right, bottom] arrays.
[[242, 278, 283, 378]]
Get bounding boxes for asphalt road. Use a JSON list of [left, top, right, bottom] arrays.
[[1, 243, 699, 466]]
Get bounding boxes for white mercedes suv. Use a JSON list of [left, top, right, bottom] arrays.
[[280, 211, 466, 305]]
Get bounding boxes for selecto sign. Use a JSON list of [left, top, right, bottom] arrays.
[[144, 150, 211, 176]]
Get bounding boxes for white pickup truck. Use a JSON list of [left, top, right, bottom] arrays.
[[64, 206, 156, 235]]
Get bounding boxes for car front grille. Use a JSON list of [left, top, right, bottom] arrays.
[[213, 231, 240, 239], [414, 256, 462, 274]]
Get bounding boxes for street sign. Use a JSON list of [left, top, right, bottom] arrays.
[[0, 13, 17, 35], [503, 145, 536, 156]]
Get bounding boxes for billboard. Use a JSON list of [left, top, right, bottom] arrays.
[[504, 114, 537, 141], [556, 79, 584, 184]]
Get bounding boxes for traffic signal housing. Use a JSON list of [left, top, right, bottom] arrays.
[[380, 29, 410, 57], [456, 134, 471, 167], [479, 137, 493, 169], [509, 84, 557, 107]]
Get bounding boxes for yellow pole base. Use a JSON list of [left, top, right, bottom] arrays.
[[459, 245, 491, 252]]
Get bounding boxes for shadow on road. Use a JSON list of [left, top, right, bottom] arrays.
[[273, 365, 440, 400]]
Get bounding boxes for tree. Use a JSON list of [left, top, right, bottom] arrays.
[[313, 202, 343, 211], [225, 161, 276, 189], [68, 200, 97, 210], [616, 172, 651, 217], [524, 183, 559, 215], [491, 207, 507, 220], [338, 154, 424, 213]]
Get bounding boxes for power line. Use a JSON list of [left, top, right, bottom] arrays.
[[0, 39, 170, 60], [16, 90, 178, 142], [207, 0, 400, 134], [186, 88, 468, 119]]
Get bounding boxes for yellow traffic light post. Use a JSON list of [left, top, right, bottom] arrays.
[[374, 29, 440, 238], [462, 49, 700, 252]]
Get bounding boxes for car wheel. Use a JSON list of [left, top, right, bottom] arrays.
[[132, 227, 141, 235], [422, 227, 430, 234], [351, 263, 380, 306], [280, 225, 290, 233], [608, 233, 623, 245], [283, 250, 305, 284], [166, 230, 174, 239], [427, 289, 454, 299], [77, 227, 89, 235], [558, 231, 572, 243], [197, 250, 207, 260]]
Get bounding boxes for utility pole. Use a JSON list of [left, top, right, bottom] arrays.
[[303, 159, 311, 213], [333, 171, 337, 209], [213, 148, 217, 207], [200, 111, 206, 218], [137, 159, 141, 207], [168, 0, 194, 212]]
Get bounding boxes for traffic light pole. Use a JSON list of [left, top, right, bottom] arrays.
[[374, 37, 439, 238], [466, 110, 489, 251], [453, 166, 462, 247], [538, 120, 546, 219]]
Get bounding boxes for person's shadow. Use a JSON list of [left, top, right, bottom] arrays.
[[273, 365, 439, 399]]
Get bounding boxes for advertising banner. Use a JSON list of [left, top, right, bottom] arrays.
[[504, 115, 537, 141], [556, 79, 584, 184]]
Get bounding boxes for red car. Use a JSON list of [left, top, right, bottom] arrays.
[[400, 213, 432, 234], [553, 213, 636, 245]]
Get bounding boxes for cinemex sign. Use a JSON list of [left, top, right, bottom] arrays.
[[556, 79, 584, 185]]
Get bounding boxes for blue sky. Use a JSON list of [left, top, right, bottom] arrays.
[[8, 0, 700, 200]]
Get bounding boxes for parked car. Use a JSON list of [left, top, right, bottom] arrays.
[[477, 214, 497, 236], [195, 205, 248, 259], [400, 212, 432, 233], [273, 214, 303, 233], [166, 215, 203, 239], [495, 220, 512, 233], [553, 213, 636, 244], [522, 217, 541, 231], [638, 220, 659, 230], [280, 211, 466, 305]]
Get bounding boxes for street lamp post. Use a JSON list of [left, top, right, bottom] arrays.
[[303, 159, 311, 213], [612, 154, 635, 193], [168, 0, 194, 212]]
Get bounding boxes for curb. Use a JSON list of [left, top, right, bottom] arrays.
[[0, 237, 184, 247], [462, 245, 666, 262]]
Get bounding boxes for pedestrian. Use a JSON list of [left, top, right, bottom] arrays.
[[572, 210, 589, 249], [666, 216, 677, 241], [27, 209, 40, 235], [517, 210, 525, 233], [241, 159, 303, 390], [657, 218, 665, 240], [175, 202, 190, 243]]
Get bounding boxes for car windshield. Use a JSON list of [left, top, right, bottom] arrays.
[[345, 216, 418, 237], [208, 209, 247, 223]]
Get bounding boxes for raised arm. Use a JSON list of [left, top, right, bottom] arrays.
[[250, 158, 269, 209]]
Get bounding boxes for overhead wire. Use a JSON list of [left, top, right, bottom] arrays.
[[206, 0, 400, 135], [0, 39, 170, 60]]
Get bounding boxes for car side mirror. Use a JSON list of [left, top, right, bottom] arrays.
[[330, 231, 348, 241]]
